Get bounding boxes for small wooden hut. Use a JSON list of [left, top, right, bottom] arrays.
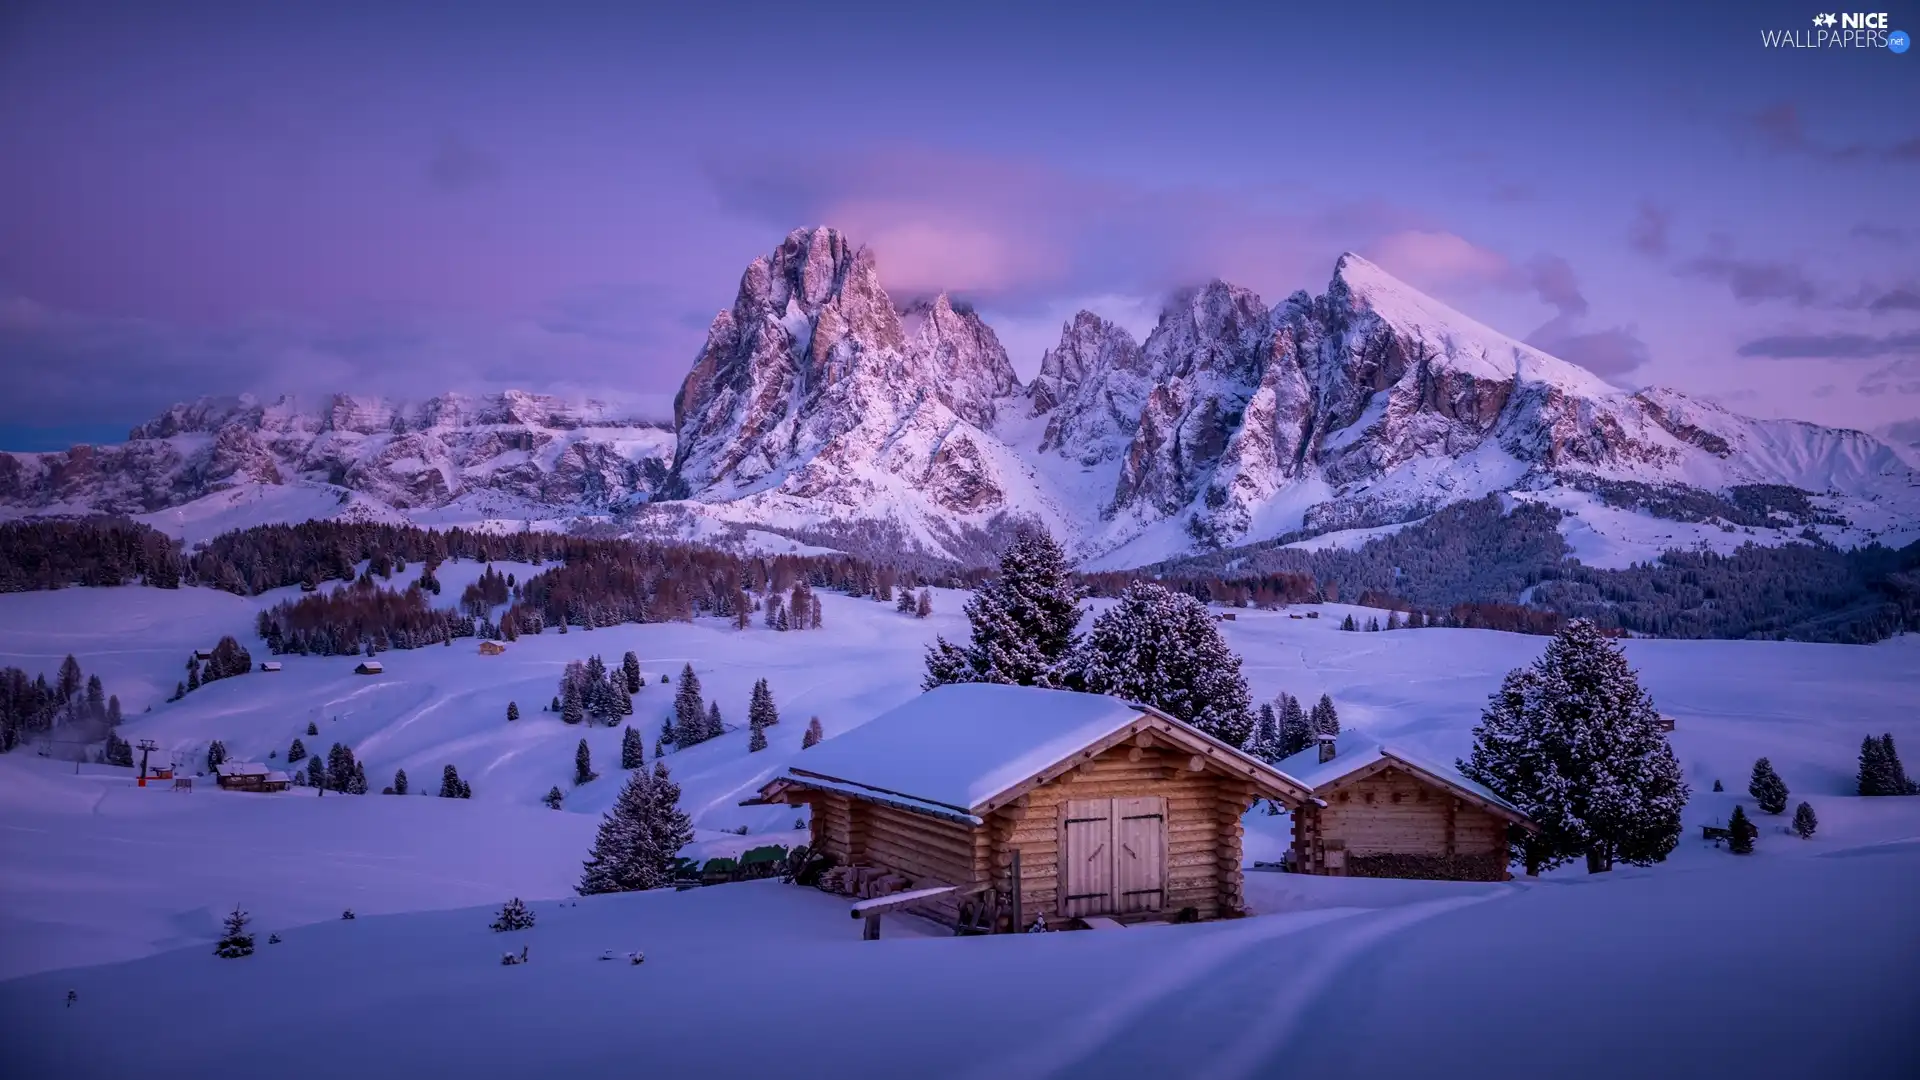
[[1277, 736, 1534, 881], [213, 763, 291, 793], [746, 684, 1313, 931], [354, 660, 383, 675]]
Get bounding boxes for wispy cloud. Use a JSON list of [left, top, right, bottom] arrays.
[[1735, 330, 1920, 360], [1749, 102, 1920, 165]]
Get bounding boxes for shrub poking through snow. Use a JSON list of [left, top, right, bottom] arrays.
[[341, 909, 356, 920], [268, 933, 281, 945], [213, 905, 254, 958], [1792, 801, 1818, 839], [490, 898, 535, 932], [1748, 757, 1789, 814], [1712, 779, 1723, 792], [1459, 619, 1688, 875], [1727, 805, 1756, 854], [507, 701, 519, 723], [544, 785, 564, 810]]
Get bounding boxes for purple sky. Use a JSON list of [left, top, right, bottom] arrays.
[[1, 0, 1916, 448]]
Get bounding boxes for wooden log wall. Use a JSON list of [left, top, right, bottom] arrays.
[[1289, 766, 1510, 880]]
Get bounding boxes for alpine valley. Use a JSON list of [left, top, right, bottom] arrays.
[[5, 226, 1918, 568]]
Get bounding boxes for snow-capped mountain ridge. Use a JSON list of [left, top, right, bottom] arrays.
[[4, 232, 1916, 565]]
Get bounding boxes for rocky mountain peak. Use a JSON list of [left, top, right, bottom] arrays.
[[899, 293, 1021, 428]]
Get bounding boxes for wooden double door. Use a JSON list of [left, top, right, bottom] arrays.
[[1061, 797, 1167, 918]]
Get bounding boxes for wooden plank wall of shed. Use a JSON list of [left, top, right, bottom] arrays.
[[987, 743, 1255, 924], [1317, 767, 1505, 858], [804, 790, 985, 925]]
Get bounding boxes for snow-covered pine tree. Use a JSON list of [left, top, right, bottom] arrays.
[[544, 785, 564, 810], [748, 678, 778, 729], [1061, 582, 1254, 748], [578, 769, 661, 895], [705, 702, 723, 742], [1712, 778, 1723, 792], [439, 764, 464, 798], [1857, 735, 1895, 796], [392, 768, 408, 795], [646, 759, 694, 878], [574, 738, 596, 785], [1882, 734, 1915, 795], [287, 738, 307, 764], [621, 651, 642, 694], [748, 716, 768, 753], [1458, 619, 1689, 874], [1309, 694, 1340, 739], [206, 739, 227, 770], [1250, 704, 1281, 761], [916, 589, 932, 618], [1727, 804, 1756, 854], [1365, 616, 1381, 632], [922, 526, 1081, 690], [490, 898, 535, 932], [673, 664, 703, 746], [1277, 694, 1313, 758], [348, 761, 368, 795], [1792, 801, 1817, 838], [896, 589, 915, 614], [802, 716, 824, 749], [1748, 757, 1789, 814], [562, 681, 583, 726], [213, 904, 254, 958], [621, 725, 645, 770], [326, 743, 356, 793], [307, 756, 326, 789], [307, 720, 319, 736], [507, 701, 519, 723], [1340, 613, 1356, 631]]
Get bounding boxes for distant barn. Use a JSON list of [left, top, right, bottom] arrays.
[[747, 684, 1312, 932], [1278, 736, 1533, 881], [259, 661, 282, 672], [354, 660, 383, 675], [213, 763, 291, 793]]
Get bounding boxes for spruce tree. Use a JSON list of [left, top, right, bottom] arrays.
[[1727, 804, 1756, 854], [1882, 734, 1914, 795], [621, 725, 645, 770], [748, 678, 779, 729], [213, 904, 254, 958], [490, 898, 535, 932], [348, 760, 368, 795], [392, 768, 408, 795], [544, 785, 564, 810], [307, 720, 319, 736], [1277, 694, 1314, 758], [705, 702, 723, 741], [326, 743, 356, 793], [287, 738, 307, 764], [748, 717, 768, 753], [1792, 801, 1818, 839], [1748, 757, 1789, 815], [206, 739, 227, 771], [507, 701, 519, 723], [574, 738, 596, 785], [673, 664, 703, 746], [1250, 704, 1281, 761], [620, 653, 640, 694], [562, 682, 583, 726], [1459, 620, 1688, 874], [307, 756, 327, 789], [439, 764, 464, 798], [1712, 778, 1723, 792], [1061, 582, 1253, 747], [579, 769, 659, 895], [922, 526, 1081, 689], [1309, 694, 1340, 739], [1340, 613, 1357, 631], [1858, 735, 1896, 796], [802, 716, 824, 749]]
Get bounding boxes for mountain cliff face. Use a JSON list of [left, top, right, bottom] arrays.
[[0, 391, 673, 520], [5, 230, 1915, 565]]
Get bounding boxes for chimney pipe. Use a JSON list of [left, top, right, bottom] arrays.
[[1317, 736, 1337, 764]]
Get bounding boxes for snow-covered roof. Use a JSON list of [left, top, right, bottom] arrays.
[[264, 770, 290, 783], [214, 762, 270, 777], [786, 684, 1149, 813], [1272, 736, 1526, 820]]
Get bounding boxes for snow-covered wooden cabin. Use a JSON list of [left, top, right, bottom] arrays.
[[1276, 736, 1533, 881], [213, 762, 291, 793], [746, 684, 1314, 929], [354, 660, 383, 675]]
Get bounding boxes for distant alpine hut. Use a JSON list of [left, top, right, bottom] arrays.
[[259, 661, 282, 672], [354, 660, 384, 675], [477, 641, 507, 656], [194, 648, 215, 661], [745, 684, 1313, 931], [1278, 736, 1534, 881], [213, 763, 291, 793]]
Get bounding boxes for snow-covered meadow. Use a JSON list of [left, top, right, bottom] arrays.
[[2, 577, 1918, 1076]]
